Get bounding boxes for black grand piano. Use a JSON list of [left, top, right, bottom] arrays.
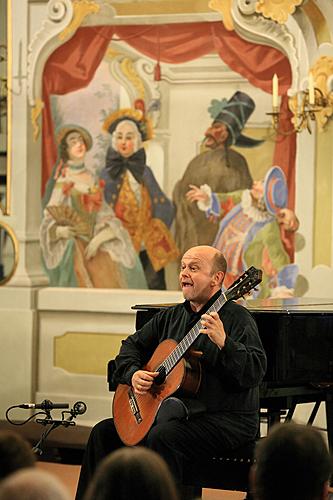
[[132, 297, 333, 453]]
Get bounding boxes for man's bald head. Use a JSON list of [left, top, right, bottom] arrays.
[[183, 246, 227, 276]]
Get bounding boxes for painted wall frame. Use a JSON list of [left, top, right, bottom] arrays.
[[0, 219, 18, 285]]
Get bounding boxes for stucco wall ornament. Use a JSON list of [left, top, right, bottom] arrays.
[[208, 0, 234, 31], [288, 57, 333, 133], [255, 0, 304, 25], [109, 52, 161, 128], [31, 98, 44, 142], [28, 0, 74, 137], [59, 0, 100, 41], [231, 0, 299, 92], [119, 58, 146, 101]]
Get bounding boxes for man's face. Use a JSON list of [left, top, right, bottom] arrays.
[[179, 247, 221, 310], [114, 122, 136, 158], [277, 208, 299, 232], [66, 132, 87, 161], [204, 122, 228, 149]]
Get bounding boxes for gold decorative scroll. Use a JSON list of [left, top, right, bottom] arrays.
[[288, 56, 333, 132], [59, 0, 100, 41], [310, 56, 333, 131], [120, 58, 146, 100], [31, 98, 44, 141], [208, 0, 234, 31], [105, 47, 122, 61], [255, 0, 303, 24]]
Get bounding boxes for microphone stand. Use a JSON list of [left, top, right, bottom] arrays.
[[32, 407, 80, 456]]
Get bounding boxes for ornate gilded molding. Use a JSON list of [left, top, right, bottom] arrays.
[[59, 0, 100, 41], [255, 0, 303, 25], [231, 0, 299, 92], [288, 56, 333, 132], [208, 0, 234, 31], [27, 0, 74, 107], [109, 52, 161, 127], [31, 98, 44, 142], [310, 56, 333, 131], [120, 58, 146, 100]]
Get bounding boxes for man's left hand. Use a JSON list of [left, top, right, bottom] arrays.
[[200, 312, 226, 349]]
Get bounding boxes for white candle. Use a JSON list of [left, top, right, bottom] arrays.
[[272, 74, 279, 108], [309, 72, 315, 105]]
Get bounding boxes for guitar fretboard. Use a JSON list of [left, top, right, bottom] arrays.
[[159, 291, 227, 376]]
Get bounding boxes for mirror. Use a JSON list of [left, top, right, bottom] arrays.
[[0, 220, 18, 285], [0, 0, 11, 215]]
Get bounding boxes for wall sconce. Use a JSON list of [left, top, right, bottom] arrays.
[[267, 69, 333, 135]]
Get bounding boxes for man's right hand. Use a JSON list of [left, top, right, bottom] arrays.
[[55, 225, 77, 240], [131, 370, 159, 395], [186, 184, 209, 204]]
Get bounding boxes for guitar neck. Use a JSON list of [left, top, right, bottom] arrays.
[[161, 291, 227, 376]]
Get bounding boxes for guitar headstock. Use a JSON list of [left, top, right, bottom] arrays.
[[225, 266, 262, 301]]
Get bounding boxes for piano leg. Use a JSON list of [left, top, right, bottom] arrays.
[[266, 409, 285, 430], [325, 388, 333, 456]]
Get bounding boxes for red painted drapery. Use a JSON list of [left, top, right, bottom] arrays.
[[42, 18, 296, 263], [42, 22, 295, 193]]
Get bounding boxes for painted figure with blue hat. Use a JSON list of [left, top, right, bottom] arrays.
[[186, 166, 300, 298], [173, 91, 264, 255]]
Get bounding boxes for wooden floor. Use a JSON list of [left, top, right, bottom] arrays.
[[37, 462, 246, 500]]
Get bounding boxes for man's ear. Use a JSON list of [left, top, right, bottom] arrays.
[[212, 271, 224, 287], [218, 128, 229, 145]]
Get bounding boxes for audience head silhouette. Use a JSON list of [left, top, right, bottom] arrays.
[[0, 430, 36, 480], [0, 468, 71, 500], [84, 446, 180, 500], [252, 422, 332, 500]]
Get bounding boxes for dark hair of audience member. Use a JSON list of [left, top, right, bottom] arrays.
[[84, 446, 180, 500], [0, 468, 71, 500], [252, 422, 332, 500], [0, 430, 36, 480]]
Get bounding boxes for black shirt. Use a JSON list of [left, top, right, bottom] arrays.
[[113, 291, 267, 414]]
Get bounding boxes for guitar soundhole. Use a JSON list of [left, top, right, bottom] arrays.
[[154, 365, 166, 385]]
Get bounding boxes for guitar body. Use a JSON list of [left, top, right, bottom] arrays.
[[113, 339, 192, 446]]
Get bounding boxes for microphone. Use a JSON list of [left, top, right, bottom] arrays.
[[72, 401, 87, 415], [19, 400, 69, 410]]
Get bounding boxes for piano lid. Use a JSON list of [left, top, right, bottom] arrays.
[[132, 297, 333, 314], [132, 296, 333, 386]]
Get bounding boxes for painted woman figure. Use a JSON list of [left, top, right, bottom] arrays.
[[100, 103, 179, 289], [40, 125, 147, 288]]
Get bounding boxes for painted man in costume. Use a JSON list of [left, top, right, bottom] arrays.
[[40, 125, 147, 289], [186, 166, 299, 298], [173, 91, 264, 255], [100, 104, 179, 290]]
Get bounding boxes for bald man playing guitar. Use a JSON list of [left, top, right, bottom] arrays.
[[76, 245, 267, 499]]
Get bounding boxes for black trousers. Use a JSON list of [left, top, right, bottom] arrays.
[[75, 412, 258, 500], [139, 250, 166, 290]]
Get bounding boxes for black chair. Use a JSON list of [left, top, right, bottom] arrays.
[[107, 359, 256, 498]]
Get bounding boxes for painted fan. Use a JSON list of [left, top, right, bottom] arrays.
[[46, 205, 91, 237]]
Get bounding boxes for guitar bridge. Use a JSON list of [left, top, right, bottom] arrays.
[[128, 388, 142, 424]]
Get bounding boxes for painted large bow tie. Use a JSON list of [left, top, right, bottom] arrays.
[[105, 147, 146, 184]]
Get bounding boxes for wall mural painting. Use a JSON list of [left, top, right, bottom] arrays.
[[40, 23, 300, 297]]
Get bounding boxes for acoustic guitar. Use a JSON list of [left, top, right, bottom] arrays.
[[113, 266, 262, 445]]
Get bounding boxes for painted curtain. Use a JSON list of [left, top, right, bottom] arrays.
[[42, 22, 296, 257]]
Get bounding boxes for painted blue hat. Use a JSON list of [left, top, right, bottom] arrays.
[[264, 166, 288, 215]]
